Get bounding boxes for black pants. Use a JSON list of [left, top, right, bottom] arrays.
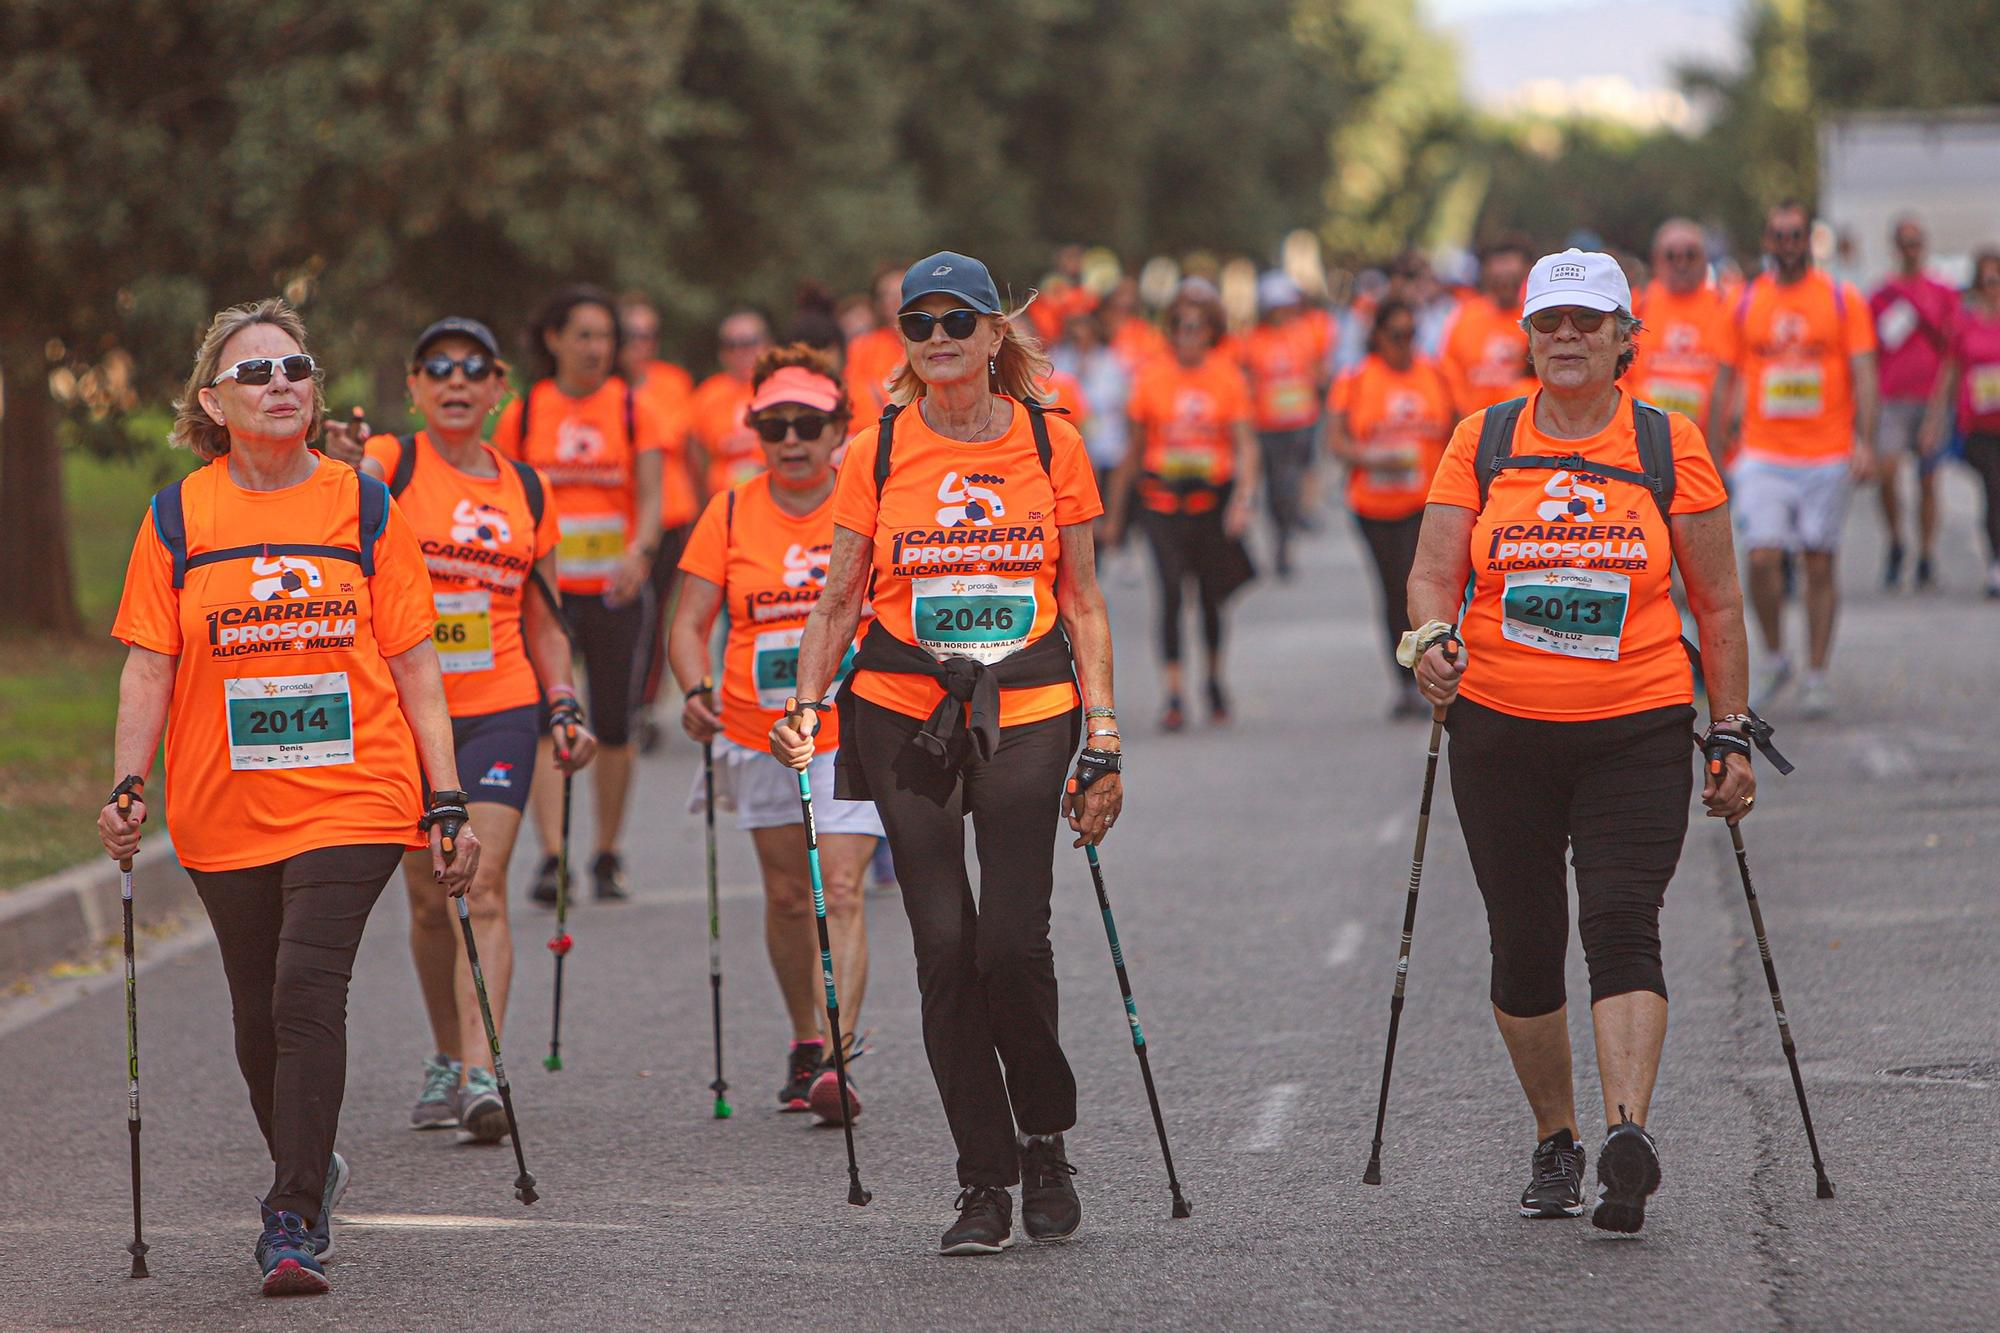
[[1354, 511, 1423, 675], [188, 843, 403, 1221], [640, 523, 692, 708], [1446, 700, 1695, 1018], [1258, 425, 1316, 568], [1140, 505, 1248, 667], [565, 587, 654, 747], [847, 696, 1080, 1186], [1967, 434, 2000, 561]]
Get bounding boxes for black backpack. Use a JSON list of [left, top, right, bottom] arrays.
[[1473, 395, 1676, 523], [150, 469, 390, 590], [873, 400, 1062, 497]]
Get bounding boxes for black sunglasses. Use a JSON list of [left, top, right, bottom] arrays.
[[898, 309, 982, 342], [1767, 227, 1808, 243], [416, 353, 496, 381], [752, 413, 833, 444], [1527, 307, 1610, 334], [212, 354, 315, 387]]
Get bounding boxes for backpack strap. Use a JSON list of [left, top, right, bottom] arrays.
[[1630, 398, 1676, 521], [1024, 401, 1057, 478], [356, 472, 391, 578], [150, 479, 191, 590], [507, 459, 546, 527], [1473, 397, 1529, 510], [725, 488, 736, 544], [874, 403, 902, 499], [624, 382, 637, 447], [389, 433, 418, 497]]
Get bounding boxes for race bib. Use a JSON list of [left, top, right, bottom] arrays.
[[1358, 437, 1423, 492], [1262, 380, 1316, 424], [225, 672, 355, 770], [432, 589, 494, 675], [913, 575, 1037, 664], [556, 512, 627, 581], [1760, 364, 1825, 419], [1501, 568, 1630, 661], [1157, 445, 1221, 483], [1970, 364, 2000, 417], [1642, 377, 1705, 419], [752, 627, 857, 710]]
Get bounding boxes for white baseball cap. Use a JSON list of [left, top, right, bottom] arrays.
[[1521, 248, 1631, 319]]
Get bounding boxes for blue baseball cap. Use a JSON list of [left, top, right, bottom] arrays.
[[899, 252, 1004, 315]]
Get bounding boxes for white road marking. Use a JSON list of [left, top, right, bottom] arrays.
[[337, 1213, 639, 1231], [1325, 922, 1365, 968], [1236, 1082, 1304, 1153], [1375, 812, 1404, 846], [1858, 738, 1918, 780]]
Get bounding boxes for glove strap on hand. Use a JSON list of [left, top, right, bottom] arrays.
[[1066, 747, 1122, 799]]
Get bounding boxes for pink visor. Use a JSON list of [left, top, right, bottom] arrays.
[[747, 365, 843, 415]]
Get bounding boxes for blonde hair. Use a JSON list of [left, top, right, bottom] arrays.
[[171, 298, 325, 461], [886, 302, 1053, 408]]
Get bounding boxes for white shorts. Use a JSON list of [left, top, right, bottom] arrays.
[[1731, 457, 1850, 554], [685, 736, 885, 837], [1877, 399, 1947, 474]]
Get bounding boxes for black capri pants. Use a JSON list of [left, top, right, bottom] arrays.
[[1140, 489, 1251, 665], [845, 696, 1081, 1188], [563, 587, 654, 747], [1353, 510, 1423, 673], [1445, 699, 1696, 1018]]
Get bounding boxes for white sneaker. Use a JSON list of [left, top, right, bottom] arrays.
[[1750, 657, 1794, 713], [1797, 676, 1833, 718]]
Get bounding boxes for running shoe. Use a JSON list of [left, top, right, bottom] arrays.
[[256, 1205, 329, 1296], [1207, 679, 1231, 726], [1883, 542, 1905, 588], [592, 851, 631, 902], [1987, 561, 2000, 600], [1749, 656, 1794, 713], [940, 1186, 1014, 1256], [308, 1151, 351, 1260], [779, 1040, 824, 1111], [808, 1066, 862, 1126], [1798, 675, 1834, 719], [1915, 555, 1936, 591], [529, 854, 562, 907], [1160, 695, 1186, 733], [1590, 1113, 1662, 1234], [1018, 1133, 1082, 1243], [410, 1053, 462, 1129], [458, 1067, 509, 1144], [636, 712, 663, 756], [1518, 1128, 1585, 1218]]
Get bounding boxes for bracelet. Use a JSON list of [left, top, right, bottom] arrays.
[[1084, 706, 1117, 721], [1088, 728, 1121, 740], [684, 681, 714, 700], [1711, 713, 1751, 728]]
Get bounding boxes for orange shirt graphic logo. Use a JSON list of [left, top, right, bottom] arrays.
[[451, 500, 512, 549], [1537, 471, 1608, 522], [250, 555, 323, 602], [782, 541, 830, 588], [555, 418, 606, 464], [935, 472, 1007, 526]]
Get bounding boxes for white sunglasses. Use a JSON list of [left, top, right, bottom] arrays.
[[212, 354, 317, 387]]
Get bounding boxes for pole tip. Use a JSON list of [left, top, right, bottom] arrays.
[[543, 1053, 562, 1072], [714, 1099, 734, 1119], [1171, 1194, 1193, 1219], [1816, 1175, 1835, 1200], [848, 1183, 872, 1207], [129, 1244, 151, 1279], [1362, 1162, 1383, 1186], [516, 1174, 540, 1206]]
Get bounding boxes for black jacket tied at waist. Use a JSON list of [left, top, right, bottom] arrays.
[[833, 620, 1077, 797]]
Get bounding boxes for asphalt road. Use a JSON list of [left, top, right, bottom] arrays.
[[2, 468, 1995, 1330]]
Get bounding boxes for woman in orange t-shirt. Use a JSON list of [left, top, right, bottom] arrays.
[[350, 317, 598, 1145], [769, 251, 1122, 1257], [1326, 298, 1454, 716], [1109, 290, 1260, 730], [97, 300, 476, 1297], [668, 347, 883, 1123], [1406, 250, 1761, 1234], [492, 285, 664, 904]]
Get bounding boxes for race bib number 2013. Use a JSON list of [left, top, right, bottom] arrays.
[[1501, 568, 1630, 661], [225, 672, 356, 770]]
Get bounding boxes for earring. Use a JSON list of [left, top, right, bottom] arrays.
[[988, 358, 997, 378]]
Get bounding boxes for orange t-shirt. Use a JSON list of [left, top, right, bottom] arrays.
[[1426, 391, 1728, 722], [832, 400, 1103, 728], [1239, 316, 1331, 431], [1327, 355, 1453, 520], [1111, 317, 1168, 374], [362, 433, 560, 718], [1439, 293, 1535, 418], [110, 458, 435, 871], [492, 378, 664, 596], [1127, 350, 1253, 514], [634, 360, 699, 530], [1720, 270, 1876, 464], [678, 474, 871, 752], [1629, 281, 1732, 428], [687, 372, 760, 494], [844, 328, 905, 432]]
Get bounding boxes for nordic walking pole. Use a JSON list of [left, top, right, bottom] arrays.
[[544, 764, 574, 1072], [790, 710, 869, 1206], [1363, 638, 1458, 1186], [114, 780, 150, 1277], [701, 681, 732, 1118], [453, 887, 539, 1204], [1082, 843, 1193, 1219]]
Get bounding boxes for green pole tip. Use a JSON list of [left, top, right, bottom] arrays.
[[543, 1054, 563, 1072]]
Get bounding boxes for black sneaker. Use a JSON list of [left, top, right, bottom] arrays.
[[591, 852, 630, 902], [779, 1040, 824, 1112], [1591, 1112, 1662, 1234], [1884, 543, 1905, 588], [1915, 555, 1936, 590], [1206, 679, 1231, 726], [1018, 1134, 1082, 1243], [529, 855, 561, 907], [1160, 695, 1186, 734], [940, 1185, 1014, 1256], [1518, 1128, 1585, 1218]]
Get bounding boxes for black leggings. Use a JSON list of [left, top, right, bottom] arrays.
[[846, 696, 1080, 1187], [1967, 434, 2000, 561], [640, 523, 692, 709], [565, 588, 653, 747], [1141, 506, 1232, 667], [1446, 700, 1695, 1018], [1258, 425, 1316, 563], [1353, 511, 1423, 674], [188, 843, 403, 1221]]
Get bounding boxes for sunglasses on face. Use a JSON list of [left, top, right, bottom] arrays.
[[212, 354, 316, 387], [416, 353, 496, 381], [1527, 307, 1610, 335], [898, 309, 983, 342], [752, 413, 833, 444], [1767, 227, 1808, 243]]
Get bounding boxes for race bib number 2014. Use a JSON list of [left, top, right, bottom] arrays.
[[1501, 568, 1630, 661], [224, 672, 356, 770]]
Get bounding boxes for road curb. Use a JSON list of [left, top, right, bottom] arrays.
[[0, 844, 198, 989]]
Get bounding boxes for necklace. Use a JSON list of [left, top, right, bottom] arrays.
[[922, 393, 999, 442]]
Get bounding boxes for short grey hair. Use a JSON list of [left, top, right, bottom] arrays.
[[1521, 308, 1644, 381]]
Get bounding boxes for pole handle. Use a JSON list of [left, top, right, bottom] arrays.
[[117, 791, 136, 873]]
